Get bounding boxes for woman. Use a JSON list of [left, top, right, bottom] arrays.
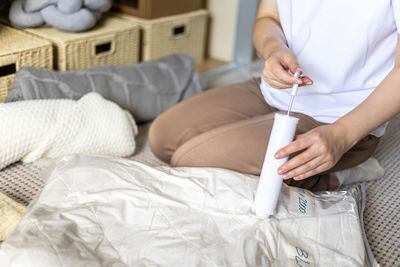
[[148, 0, 400, 191]]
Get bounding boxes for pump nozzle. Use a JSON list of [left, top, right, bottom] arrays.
[[286, 72, 301, 116]]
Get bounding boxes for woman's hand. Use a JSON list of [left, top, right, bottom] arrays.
[[274, 124, 353, 180], [263, 47, 313, 89]]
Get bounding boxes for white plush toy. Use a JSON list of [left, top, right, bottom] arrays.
[[9, 0, 112, 32]]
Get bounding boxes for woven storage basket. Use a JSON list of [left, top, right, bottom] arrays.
[[0, 25, 52, 102], [114, 10, 208, 63], [25, 16, 140, 71]]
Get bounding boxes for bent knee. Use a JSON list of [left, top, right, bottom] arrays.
[[148, 115, 176, 164]]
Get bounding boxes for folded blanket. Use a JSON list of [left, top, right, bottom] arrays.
[[0, 93, 138, 170], [6, 53, 204, 123], [9, 0, 111, 32]]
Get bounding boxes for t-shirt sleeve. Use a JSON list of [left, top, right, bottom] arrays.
[[393, 0, 400, 33]]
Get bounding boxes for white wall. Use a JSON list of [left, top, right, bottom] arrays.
[[206, 0, 239, 62]]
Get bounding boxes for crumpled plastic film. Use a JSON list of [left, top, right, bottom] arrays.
[[0, 155, 378, 266]]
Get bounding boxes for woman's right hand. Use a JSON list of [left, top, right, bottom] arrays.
[[263, 47, 313, 89]]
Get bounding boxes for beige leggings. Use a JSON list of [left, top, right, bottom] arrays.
[[149, 78, 379, 191]]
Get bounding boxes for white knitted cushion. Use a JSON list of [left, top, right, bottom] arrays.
[[0, 93, 138, 170]]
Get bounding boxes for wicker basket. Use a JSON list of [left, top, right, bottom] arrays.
[[0, 25, 52, 102], [25, 16, 140, 71], [114, 10, 208, 63]]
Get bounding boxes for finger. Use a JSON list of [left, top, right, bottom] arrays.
[[263, 64, 293, 89], [293, 134, 304, 141], [299, 76, 313, 86], [275, 137, 312, 159], [280, 54, 303, 77], [293, 162, 331, 180], [281, 156, 323, 179], [266, 78, 292, 89], [269, 76, 293, 88], [265, 56, 303, 85], [271, 65, 303, 85], [278, 148, 319, 176]]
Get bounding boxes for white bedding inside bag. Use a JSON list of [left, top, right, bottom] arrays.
[[0, 155, 377, 266]]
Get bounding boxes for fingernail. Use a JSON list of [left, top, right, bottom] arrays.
[[306, 81, 313, 85], [282, 174, 290, 179], [275, 152, 282, 158], [288, 172, 295, 177]]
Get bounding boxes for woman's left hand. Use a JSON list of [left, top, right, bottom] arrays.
[[274, 124, 352, 180]]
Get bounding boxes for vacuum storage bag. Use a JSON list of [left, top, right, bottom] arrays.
[[0, 155, 378, 266]]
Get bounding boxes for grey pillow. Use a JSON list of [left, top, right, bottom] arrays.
[[6, 53, 204, 123]]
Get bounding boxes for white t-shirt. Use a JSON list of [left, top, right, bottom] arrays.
[[260, 0, 400, 137]]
